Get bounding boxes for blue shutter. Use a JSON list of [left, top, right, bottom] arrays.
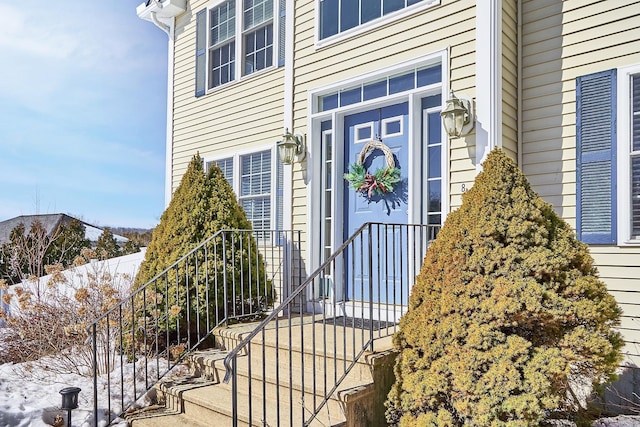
[[195, 9, 207, 97], [576, 69, 617, 244], [278, 0, 286, 67]]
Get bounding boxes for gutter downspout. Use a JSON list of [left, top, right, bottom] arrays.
[[283, 0, 295, 229], [150, 11, 171, 36], [149, 13, 175, 207]]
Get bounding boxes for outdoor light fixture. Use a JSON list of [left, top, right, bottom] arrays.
[[277, 128, 306, 165], [60, 386, 81, 427], [440, 90, 474, 138]]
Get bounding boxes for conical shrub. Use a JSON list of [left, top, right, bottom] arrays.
[[386, 148, 623, 426], [134, 155, 272, 341]]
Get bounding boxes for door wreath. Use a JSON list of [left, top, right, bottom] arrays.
[[344, 139, 401, 198]]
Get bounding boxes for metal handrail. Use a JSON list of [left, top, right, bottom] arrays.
[[88, 229, 300, 426], [222, 222, 439, 426]]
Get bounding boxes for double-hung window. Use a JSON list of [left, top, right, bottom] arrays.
[[576, 66, 640, 244], [318, 0, 437, 41], [209, 2, 236, 88], [205, 150, 283, 236], [196, 0, 284, 96], [243, 0, 274, 75], [240, 151, 272, 232]]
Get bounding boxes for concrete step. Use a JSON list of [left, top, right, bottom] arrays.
[[187, 347, 377, 394], [128, 407, 209, 427], [150, 375, 347, 427], [178, 351, 370, 419], [216, 316, 395, 360], [129, 318, 397, 427]]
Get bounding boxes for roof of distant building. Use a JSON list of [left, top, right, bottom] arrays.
[[0, 213, 128, 244]]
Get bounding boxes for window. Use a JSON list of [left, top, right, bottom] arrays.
[[195, 0, 285, 96], [205, 150, 283, 234], [241, 151, 272, 231], [208, 157, 234, 187], [317, 64, 441, 112], [319, 0, 433, 41], [209, 2, 236, 88], [576, 67, 640, 244], [629, 73, 640, 239]]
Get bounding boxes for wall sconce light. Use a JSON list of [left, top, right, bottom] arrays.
[[277, 128, 306, 165], [440, 90, 474, 138]]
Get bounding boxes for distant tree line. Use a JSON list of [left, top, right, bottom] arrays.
[[0, 219, 142, 286]]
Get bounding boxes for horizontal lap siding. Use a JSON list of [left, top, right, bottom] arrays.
[[171, 0, 285, 192], [522, 0, 640, 359], [292, 0, 477, 228]]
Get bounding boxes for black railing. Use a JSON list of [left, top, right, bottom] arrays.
[[222, 222, 439, 426], [87, 229, 301, 426]]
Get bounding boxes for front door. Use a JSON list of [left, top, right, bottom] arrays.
[[343, 102, 410, 302]]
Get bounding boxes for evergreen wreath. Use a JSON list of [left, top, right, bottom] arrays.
[[344, 139, 401, 198]]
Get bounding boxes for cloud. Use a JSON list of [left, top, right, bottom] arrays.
[[0, 0, 168, 228], [0, 4, 80, 60]]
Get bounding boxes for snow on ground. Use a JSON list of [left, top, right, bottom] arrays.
[[0, 346, 187, 427]]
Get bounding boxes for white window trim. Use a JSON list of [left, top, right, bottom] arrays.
[[314, 0, 440, 49], [617, 63, 640, 245], [381, 115, 404, 138], [205, 0, 280, 94], [203, 145, 279, 230], [311, 53, 444, 114], [354, 122, 375, 144]]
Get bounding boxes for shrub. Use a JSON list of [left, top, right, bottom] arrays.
[[0, 248, 132, 375], [134, 155, 272, 343], [386, 149, 623, 426]]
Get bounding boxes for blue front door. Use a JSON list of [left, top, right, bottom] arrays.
[[344, 102, 410, 302]]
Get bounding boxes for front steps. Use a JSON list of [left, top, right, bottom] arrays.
[[127, 317, 397, 427]]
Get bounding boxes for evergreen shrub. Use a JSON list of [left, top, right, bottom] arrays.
[[134, 155, 273, 341], [386, 149, 623, 426]]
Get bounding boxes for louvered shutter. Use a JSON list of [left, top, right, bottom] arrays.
[[278, 0, 286, 67], [195, 9, 207, 97], [576, 69, 617, 244]]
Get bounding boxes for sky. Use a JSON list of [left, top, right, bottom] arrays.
[[0, 0, 169, 229]]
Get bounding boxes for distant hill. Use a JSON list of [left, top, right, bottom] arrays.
[[109, 227, 154, 247]]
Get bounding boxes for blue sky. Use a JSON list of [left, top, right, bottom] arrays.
[[0, 1, 168, 229]]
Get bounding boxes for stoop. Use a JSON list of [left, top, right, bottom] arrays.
[[127, 319, 398, 427]]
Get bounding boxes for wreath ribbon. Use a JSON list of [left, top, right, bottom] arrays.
[[344, 140, 401, 198]]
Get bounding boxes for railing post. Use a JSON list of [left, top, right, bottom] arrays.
[[368, 223, 374, 351], [222, 232, 229, 323], [92, 323, 98, 427], [232, 356, 238, 427]]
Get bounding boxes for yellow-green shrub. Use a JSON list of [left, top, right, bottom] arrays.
[[386, 149, 623, 426]]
